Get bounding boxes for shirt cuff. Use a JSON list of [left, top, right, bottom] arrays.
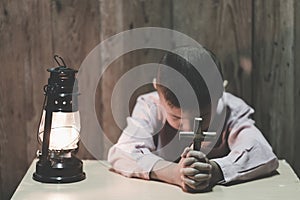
[[137, 152, 163, 179], [211, 157, 236, 183]]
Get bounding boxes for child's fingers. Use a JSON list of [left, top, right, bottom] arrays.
[[182, 157, 197, 167], [180, 167, 199, 176], [192, 162, 212, 172], [181, 168, 211, 181], [181, 175, 197, 186], [187, 150, 207, 161], [194, 181, 210, 191], [181, 147, 192, 158], [193, 173, 211, 182], [181, 176, 210, 190]]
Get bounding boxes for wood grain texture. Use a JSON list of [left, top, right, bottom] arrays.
[[99, 0, 172, 158], [0, 0, 101, 198], [293, 0, 300, 177], [253, 0, 295, 163], [0, 1, 299, 199], [51, 0, 100, 67], [51, 0, 101, 159], [0, 1, 47, 199], [98, 0, 126, 158], [173, 0, 253, 104], [24, 0, 53, 173]]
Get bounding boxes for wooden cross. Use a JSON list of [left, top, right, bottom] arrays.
[[179, 118, 216, 151]]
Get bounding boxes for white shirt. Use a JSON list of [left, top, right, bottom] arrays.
[[108, 92, 278, 183]]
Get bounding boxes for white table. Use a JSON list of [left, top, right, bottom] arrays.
[[12, 160, 300, 200]]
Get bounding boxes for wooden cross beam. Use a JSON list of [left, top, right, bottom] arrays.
[[179, 118, 216, 151]]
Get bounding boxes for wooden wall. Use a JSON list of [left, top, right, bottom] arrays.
[[0, 0, 299, 199], [253, 0, 296, 169]]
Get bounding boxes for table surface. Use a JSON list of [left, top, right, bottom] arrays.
[[12, 159, 300, 200]]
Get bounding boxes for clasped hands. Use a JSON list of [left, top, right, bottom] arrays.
[[177, 147, 222, 193]]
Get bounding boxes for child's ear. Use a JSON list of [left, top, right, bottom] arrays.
[[153, 78, 157, 89]]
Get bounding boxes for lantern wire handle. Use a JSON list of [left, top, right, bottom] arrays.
[[54, 55, 67, 67]]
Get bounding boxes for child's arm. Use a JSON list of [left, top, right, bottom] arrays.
[[108, 93, 164, 179], [211, 108, 279, 183], [150, 160, 182, 186], [107, 117, 162, 179], [207, 93, 279, 184], [150, 148, 193, 187]]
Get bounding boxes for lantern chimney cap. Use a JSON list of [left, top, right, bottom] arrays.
[[47, 66, 78, 74]]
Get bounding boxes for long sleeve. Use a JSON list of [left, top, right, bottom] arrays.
[[107, 93, 163, 179], [212, 93, 279, 183], [108, 92, 279, 183]]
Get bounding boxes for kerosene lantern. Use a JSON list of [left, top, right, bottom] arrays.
[[33, 55, 85, 183]]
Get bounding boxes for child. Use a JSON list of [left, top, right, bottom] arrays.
[[108, 46, 278, 192]]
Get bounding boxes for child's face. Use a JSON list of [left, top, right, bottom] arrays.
[[159, 93, 210, 131]]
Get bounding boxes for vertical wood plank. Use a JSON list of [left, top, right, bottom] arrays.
[[98, 0, 125, 158], [0, 0, 52, 199], [51, 0, 101, 159], [24, 0, 53, 171], [51, 0, 100, 67], [253, 0, 294, 164], [173, 0, 253, 104], [99, 0, 172, 158], [0, 1, 299, 199], [0, 1, 25, 198], [293, 0, 300, 177], [120, 0, 172, 129]]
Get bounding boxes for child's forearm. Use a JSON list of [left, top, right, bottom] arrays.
[[150, 160, 181, 186]]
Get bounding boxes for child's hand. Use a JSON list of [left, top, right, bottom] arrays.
[[179, 149, 212, 192], [157, 147, 223, 193]]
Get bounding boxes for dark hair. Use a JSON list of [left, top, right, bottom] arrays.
[[156, 46, 220, 111]]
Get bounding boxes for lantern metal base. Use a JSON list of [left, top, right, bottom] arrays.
[[33, 156, 86, 183]]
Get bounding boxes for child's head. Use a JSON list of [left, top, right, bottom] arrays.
[[154, 46, 219, 131]]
